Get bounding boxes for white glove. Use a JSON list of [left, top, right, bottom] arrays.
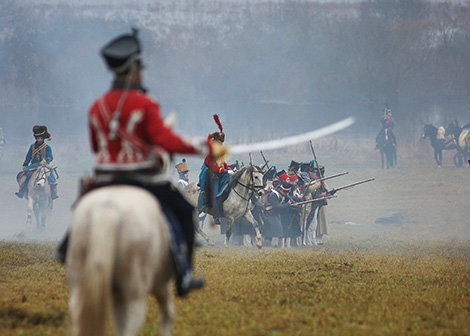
[[227, 169, 235, 175]]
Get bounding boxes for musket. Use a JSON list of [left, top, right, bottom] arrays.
[[309, 140, 323, 178], [330, 177, 375, 193], [307, 171, 349, 186], [260, 151, 270, 171], [292, 195, 337, 206]]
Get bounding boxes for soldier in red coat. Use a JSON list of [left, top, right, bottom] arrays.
[[55, 29, 226, 297], [198, 115, 234, 225]]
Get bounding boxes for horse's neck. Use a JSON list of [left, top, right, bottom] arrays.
[[231, 172, 252, 199]]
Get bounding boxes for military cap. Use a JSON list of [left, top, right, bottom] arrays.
[[300, 162, 315, 172], [101, 28, 143, 74], [275, 169, 286, 178], [264, 167, 277, 181], [175, 159, 189, 173], [33, 125, 51, 139], [288, 160, 300, 172]]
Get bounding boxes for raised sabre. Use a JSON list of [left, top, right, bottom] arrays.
[[229, 117, 355, 154]]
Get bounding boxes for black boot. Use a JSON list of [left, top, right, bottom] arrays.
[[15, 189, 24, 199], [51, 185, 59, 200], [176, 272, 205, 297], [54, 234, 69, 264]]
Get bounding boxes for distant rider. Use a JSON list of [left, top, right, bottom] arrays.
[[375, 108, 396, 149], [15, 125, 58, 200]]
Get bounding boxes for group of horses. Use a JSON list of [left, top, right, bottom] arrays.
[[377, 121, 470, 169], [422, 121, 470, 167]]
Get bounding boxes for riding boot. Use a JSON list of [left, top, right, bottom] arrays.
[[176, 272, 205, 298], [15, 187, 25, 199], [54, 233, 69, 264], [51, 184, 59, 200]]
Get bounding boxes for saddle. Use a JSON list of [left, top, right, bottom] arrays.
[[77, 172, 191, 280], [16, 169, 38, 199]]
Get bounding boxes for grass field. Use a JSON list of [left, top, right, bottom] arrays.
[[1, 242, 470, 335], [0, 141, 469, 335]]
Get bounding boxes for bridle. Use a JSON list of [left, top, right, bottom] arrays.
[[34, 166, 49, 185], [233, 166, 264, 202]]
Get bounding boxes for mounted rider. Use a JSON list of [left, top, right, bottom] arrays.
[[375, 108, 396, 149], [55, 28, 227, 297], [198, 114, 234, 225], [15, 125, 58, 200], [175, 159, 190, 190]]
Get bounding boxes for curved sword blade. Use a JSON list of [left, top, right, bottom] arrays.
[[230, 117, 355, 155]]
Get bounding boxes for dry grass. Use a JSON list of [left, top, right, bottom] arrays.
[[1, 242, 469, 336], [1, 138, 468, 335]]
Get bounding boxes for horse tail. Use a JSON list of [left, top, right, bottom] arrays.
[[79, 201, 119, 336]]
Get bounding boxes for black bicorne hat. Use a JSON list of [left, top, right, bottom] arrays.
[[101, 28, 143, 74]]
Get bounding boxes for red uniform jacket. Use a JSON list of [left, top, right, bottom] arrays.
[[89, 87, 209, 169]]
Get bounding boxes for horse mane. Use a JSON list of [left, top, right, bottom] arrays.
[[228, 165, 261, 189]]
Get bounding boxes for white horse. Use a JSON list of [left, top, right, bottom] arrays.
[[25, 163, 54, 229], [197, 165, 265, 248], [66, 185, 175, 336], [183, 182, 214, 246]]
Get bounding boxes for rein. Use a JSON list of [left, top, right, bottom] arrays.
[[233, 168, 263, 201]]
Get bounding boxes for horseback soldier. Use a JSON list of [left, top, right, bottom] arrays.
[[16, 125, 58, 200], [55, 29, 227, 297], [375, 108, 396, 149], [175, 159, 190, 190], [198, 114, 234, 225]]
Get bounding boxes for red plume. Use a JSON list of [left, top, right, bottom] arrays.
[[213, 114, 223, 132]]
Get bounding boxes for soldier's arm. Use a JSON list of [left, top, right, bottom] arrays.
[[305, 181, 321, 194], [45, 145, 53, 164], [22, 145, 33, 168]]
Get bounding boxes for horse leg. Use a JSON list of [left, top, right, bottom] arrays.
[[33, 202, 42, 230], [153, 284, 175, 336], [195, 213, 213, 246], [242, 211, 263, 249], [380, 150, 385, 169], [436, 150, 442, 167], [26, 197, 33, 230], [224, 218, 233, 247]]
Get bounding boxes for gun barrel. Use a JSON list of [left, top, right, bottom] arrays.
[[334, 177, 375, 192], [294, 195, 336, 206], [308, 171, 348, 185]]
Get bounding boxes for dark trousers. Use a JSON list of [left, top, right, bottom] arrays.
[[57, 178, 196, 266]]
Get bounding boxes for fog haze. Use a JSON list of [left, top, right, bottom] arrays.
[[0, 0, 469, 242]]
